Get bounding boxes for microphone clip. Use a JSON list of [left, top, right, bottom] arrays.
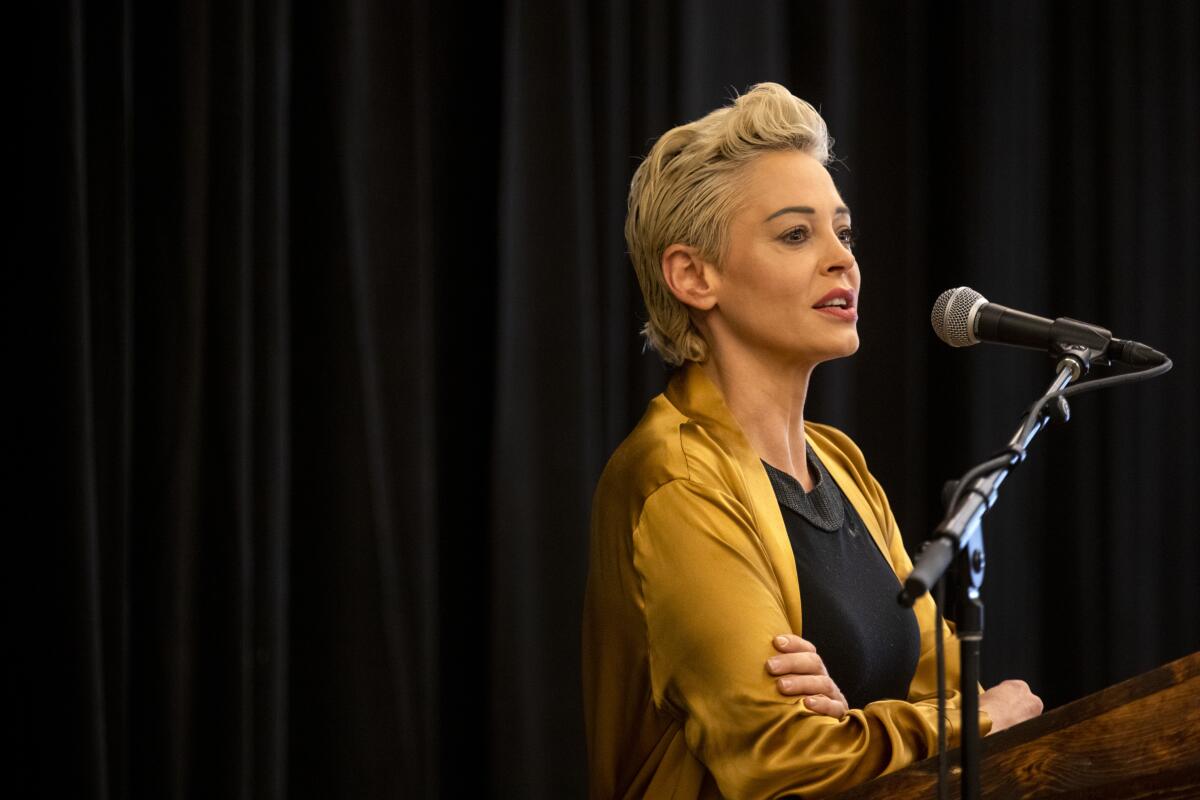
[[1047, 317, 1112, 373]]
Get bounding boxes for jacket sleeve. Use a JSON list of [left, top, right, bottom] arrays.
[[634, 478, 985, 799]]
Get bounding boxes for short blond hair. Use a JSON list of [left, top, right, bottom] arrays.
[[625, 83, 832, 365]]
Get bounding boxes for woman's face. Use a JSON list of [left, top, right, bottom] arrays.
[[709, 149, 860, 366]]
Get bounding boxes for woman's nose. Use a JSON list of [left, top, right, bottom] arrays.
[[821, 239, 855, 274]]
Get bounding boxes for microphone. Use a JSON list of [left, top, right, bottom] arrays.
[[931, 287, 1166, 367]]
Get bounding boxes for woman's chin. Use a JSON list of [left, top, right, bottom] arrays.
[[815, 334, 860, 362], [771, 335, 858, 366]]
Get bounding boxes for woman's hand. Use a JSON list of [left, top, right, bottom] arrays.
[[979, 679, 1043, 734], [767, 634, 849, 719]]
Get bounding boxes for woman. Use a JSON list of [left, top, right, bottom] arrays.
[[581, 83, 1042, 799]]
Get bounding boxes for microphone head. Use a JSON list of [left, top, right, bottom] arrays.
[[931, 286, 988, 347]]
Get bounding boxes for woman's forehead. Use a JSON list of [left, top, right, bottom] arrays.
[[744, 151, 848, 216]]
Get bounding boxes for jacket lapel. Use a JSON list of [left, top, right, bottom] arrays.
[[666, 363, 805, 635]]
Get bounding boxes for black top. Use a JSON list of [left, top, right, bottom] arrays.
[[763, 447, 921, 709]]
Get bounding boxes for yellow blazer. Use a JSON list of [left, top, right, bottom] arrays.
[[582, 362, 990, 799]]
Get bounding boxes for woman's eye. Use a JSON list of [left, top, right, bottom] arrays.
[[838, 228, 857, 249], [782, 227, 810, 244]]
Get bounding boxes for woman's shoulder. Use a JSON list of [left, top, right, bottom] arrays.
[[594, 392, 749, 521], [596, 394, 688, 497], [804, 420, 869, 465], [804, 420, 893, 524], [805, 421, 885, 495]]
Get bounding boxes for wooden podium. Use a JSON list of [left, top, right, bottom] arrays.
[[835, 651, 1200, 799]]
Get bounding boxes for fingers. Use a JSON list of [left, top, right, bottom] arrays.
[[773, 634, 817, 654], [980, 678, 1044, 733], [774, 674, 841, 698], [766, 652, 826, 677], [997, 679, 1030, 692], [1008, 680, 1043, 717], [802, 694, 848, 720], [768, 635, 848, 717], [989, 679, 1044, 713]]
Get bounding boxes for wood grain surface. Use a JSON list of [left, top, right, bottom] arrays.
[[832, 651, 1200, 799]]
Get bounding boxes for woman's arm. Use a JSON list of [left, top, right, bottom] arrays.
[[766, 634, 849, 719], [767, 633, 1042, 734], [635, 478, 982, 799]]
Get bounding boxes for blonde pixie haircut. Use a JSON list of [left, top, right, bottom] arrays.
[[625, 82, 832, 365]]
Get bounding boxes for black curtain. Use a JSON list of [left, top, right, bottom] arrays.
[[16, 1, 1199, 797]]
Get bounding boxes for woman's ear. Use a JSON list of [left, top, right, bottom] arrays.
[[661, 244, 719, 311]]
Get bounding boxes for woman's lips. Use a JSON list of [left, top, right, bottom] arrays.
[[812, 288, 858, 321], [815, 305, 859, 321]]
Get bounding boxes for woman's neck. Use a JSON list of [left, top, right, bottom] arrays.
[[700, 346, 817, 491]]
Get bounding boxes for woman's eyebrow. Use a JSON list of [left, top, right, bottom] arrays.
[[765, 205, 852, 221]]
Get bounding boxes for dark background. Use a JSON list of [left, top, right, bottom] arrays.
[[15, 0, 1199, 797]]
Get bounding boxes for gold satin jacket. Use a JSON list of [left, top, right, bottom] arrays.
[[582, 362, 990, 799]]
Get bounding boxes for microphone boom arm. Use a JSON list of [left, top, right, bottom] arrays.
[[899, 358, 1079, 605]]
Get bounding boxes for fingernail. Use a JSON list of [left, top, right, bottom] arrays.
[[775, 636, 789, 648], [767, 657, 781, 672], [804, 696, 816, 708], [780, 678, 794, 691]]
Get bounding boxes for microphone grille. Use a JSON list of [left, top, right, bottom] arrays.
[[931, 286, 986, 347]]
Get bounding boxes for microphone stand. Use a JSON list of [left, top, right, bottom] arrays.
[[899, 346, 1093, 800]]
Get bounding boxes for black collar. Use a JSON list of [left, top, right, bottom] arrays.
[[762, 446, 845, 532]]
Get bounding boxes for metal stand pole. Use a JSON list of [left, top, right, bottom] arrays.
[[957, 548, 985, 800], [902, 357, 1085, 800]]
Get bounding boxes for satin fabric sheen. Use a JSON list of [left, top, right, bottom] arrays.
[[582, 362, 991, 799]]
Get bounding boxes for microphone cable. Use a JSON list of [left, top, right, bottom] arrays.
[[943, 355, 1173, 518]]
